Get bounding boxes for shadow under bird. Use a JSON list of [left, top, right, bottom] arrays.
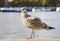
[[21, 7, 55, 38]]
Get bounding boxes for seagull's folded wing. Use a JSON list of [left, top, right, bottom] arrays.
[[26, 17, 45, 29]]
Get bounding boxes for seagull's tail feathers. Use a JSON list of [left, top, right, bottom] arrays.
[[42, 23, 55, 30], [49, 26, 55, 30]]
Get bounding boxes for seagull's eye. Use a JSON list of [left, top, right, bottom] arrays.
[[22, 8, 26, 10]]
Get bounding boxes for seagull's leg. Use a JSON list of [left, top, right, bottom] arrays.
[[27, 29, 35, 39], [30, 30, 33, 38], [32, 29, 35, 38], [27, 29, 33, 39], [28, 29, 34, 38]]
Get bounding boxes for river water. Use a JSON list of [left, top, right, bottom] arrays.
[[0, 12, 60, 39]]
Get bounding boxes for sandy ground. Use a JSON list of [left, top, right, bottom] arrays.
[[0, 38, 60, 41], [0, 12, 60, 41]]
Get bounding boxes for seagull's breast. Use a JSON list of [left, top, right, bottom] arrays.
[[21, 16, 27, 25], [21, 13, 30, 26]]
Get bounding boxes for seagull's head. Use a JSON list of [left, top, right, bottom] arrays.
[[21, 7, 27, 13]]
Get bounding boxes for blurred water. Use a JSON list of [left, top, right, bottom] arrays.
[[0, 12, 60, 39]]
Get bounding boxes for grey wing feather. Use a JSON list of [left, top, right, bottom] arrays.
[[26, 16, 54, 30], [27, 17, 41, 24], [26, 17, 44, 28]]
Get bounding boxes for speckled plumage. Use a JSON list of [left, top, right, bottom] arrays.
[[21, 7, 55, 38], [21, 8, 54, 30]]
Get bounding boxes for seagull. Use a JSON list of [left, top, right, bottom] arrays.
[[21, 7, 55, 38]]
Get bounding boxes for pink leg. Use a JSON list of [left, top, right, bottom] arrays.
[[27, 29, 35, 39], [32, 29, 35, 38]]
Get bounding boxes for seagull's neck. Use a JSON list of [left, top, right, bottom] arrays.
[[21, 12, 28, 16], [21, 11, 29, 18]]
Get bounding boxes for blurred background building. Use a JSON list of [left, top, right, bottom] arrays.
[[0, 0, 60, 7]]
